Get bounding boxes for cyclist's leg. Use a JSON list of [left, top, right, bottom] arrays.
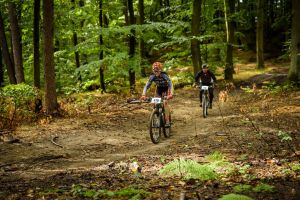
[[199, 89, 204, 106], [160, 90, 170, 127], [209, 87, 214, 108]]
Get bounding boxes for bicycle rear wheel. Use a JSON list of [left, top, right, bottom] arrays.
[[163, 113, 171, 138], [149, 110, 161, 144]]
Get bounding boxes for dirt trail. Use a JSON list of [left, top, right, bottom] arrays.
[[0, 87, 227, 175], [1, 85, 300, 200]]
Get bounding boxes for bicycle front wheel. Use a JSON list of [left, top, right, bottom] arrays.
[[149, 110, 161, 144]]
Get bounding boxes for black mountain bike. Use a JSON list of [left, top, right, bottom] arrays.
[[199, 85, 213, 118], [128, 97, 171, 144], [149, 97, 171, 144]]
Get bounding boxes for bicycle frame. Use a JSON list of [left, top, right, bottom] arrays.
[[200, 85, 212, 118], [149, 97, 171, 144], [128, 96, 171, 144]]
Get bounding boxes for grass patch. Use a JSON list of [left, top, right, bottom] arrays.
[[159, 158, 218, 181], [253, 183, 275, 193], [218, 193, 253, 200], [233, 184, 252, 193], [71, 184, 150, 200], [290, 163, 300, 172], [159, 152, 234, 181]]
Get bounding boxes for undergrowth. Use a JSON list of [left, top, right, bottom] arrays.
[[159, 152, 235, 181], [71, 184, 150, 200]]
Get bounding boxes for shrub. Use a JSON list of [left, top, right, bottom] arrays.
[[0, 84, 40, 129]]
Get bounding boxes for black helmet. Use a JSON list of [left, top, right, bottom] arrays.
[[202, 63, 208, 69]]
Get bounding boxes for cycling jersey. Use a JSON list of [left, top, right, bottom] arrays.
[[195, 70, 216, 85], [142, 72, 173, 97]]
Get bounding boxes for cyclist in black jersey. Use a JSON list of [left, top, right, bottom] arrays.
[[195, 64, 217, 108], [141, 62, 173, 127]]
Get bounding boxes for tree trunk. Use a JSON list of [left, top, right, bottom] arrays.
[[9, 2, 24, 83], [0, 11, 16, 84], [256, 0, 264, 69], [99, 0, 106, 93], [33, 0, 41, 88], [128, 0, 136, 91], [71, 0, 81, 83], [224, 0, 235, 80], [0, 47, 3, 87], [139, 0, 146, 77], [43, 0, 58, 114], [288, 0, 300, 82], [164, 0, 170, 16], [191, 0, 202, 76]]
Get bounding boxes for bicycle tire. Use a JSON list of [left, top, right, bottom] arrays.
[[163, 113, 171, 138], [149, 110, 161, 144]]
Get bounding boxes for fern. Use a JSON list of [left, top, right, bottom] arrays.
[[159, 158, 217, 181]]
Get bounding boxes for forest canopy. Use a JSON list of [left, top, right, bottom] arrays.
[[0, 0, 298, 115]]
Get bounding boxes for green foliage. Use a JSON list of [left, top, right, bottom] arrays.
[[233, 182, 275, 194], [240, 86, 254, 93], [205, 151, 225, 162], [159, 158, 218, 181], [218, 194, 253, 200], [262, 81, 297, 94], [238, 164, 251, 175], [71, 184, 150, 200], [82, 80, 100, 92], [39, 188, 66, 196], [0, 83, 38, 107], [277, 130, 292, 142], [290, 163, 300, 172], [233, 184, 252, 193], [0, 84, 40, 128], [253, 183, 275, 193]]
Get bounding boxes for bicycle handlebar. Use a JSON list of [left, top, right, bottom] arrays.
[[127, 96, 167, 104]]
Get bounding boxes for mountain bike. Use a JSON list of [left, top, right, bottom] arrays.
[[149, 97, 171, 144], [128, 97, 171, 144], [199, 85, 213, 118]]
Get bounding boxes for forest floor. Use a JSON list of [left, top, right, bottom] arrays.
[[1, 58, 300, 200]]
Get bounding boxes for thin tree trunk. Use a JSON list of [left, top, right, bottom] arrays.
[[256, 0, 264, 69], [9, 2, 24, 83], [99, 0, 105, 93], [43, 0, 58, 114], [0, 11, 16, 84], [139, 0, 146, 77], [71, 0, 81, 83], [73, 32, 81, 81], [128, 0, 136, 91], [191, 0, 202, 76], [288, 0, 300, 82], [33, 0, 41, 88], [224, 0, 235, 80], [0, 47, 3, 87], [164, 0, 170, 16]]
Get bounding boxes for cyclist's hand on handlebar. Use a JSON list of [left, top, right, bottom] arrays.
[[140, 95, 147, 101], [166, 95, 173, 100]]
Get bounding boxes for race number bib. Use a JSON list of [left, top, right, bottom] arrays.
[[151, 97, 162, 104], [201, 86, 209, 90]]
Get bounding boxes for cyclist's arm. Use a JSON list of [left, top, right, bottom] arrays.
[[162, 74, 174, 96], [195, 71, 202, 83], [142, 75, 154, 96], [210, 71, 217, 82]]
